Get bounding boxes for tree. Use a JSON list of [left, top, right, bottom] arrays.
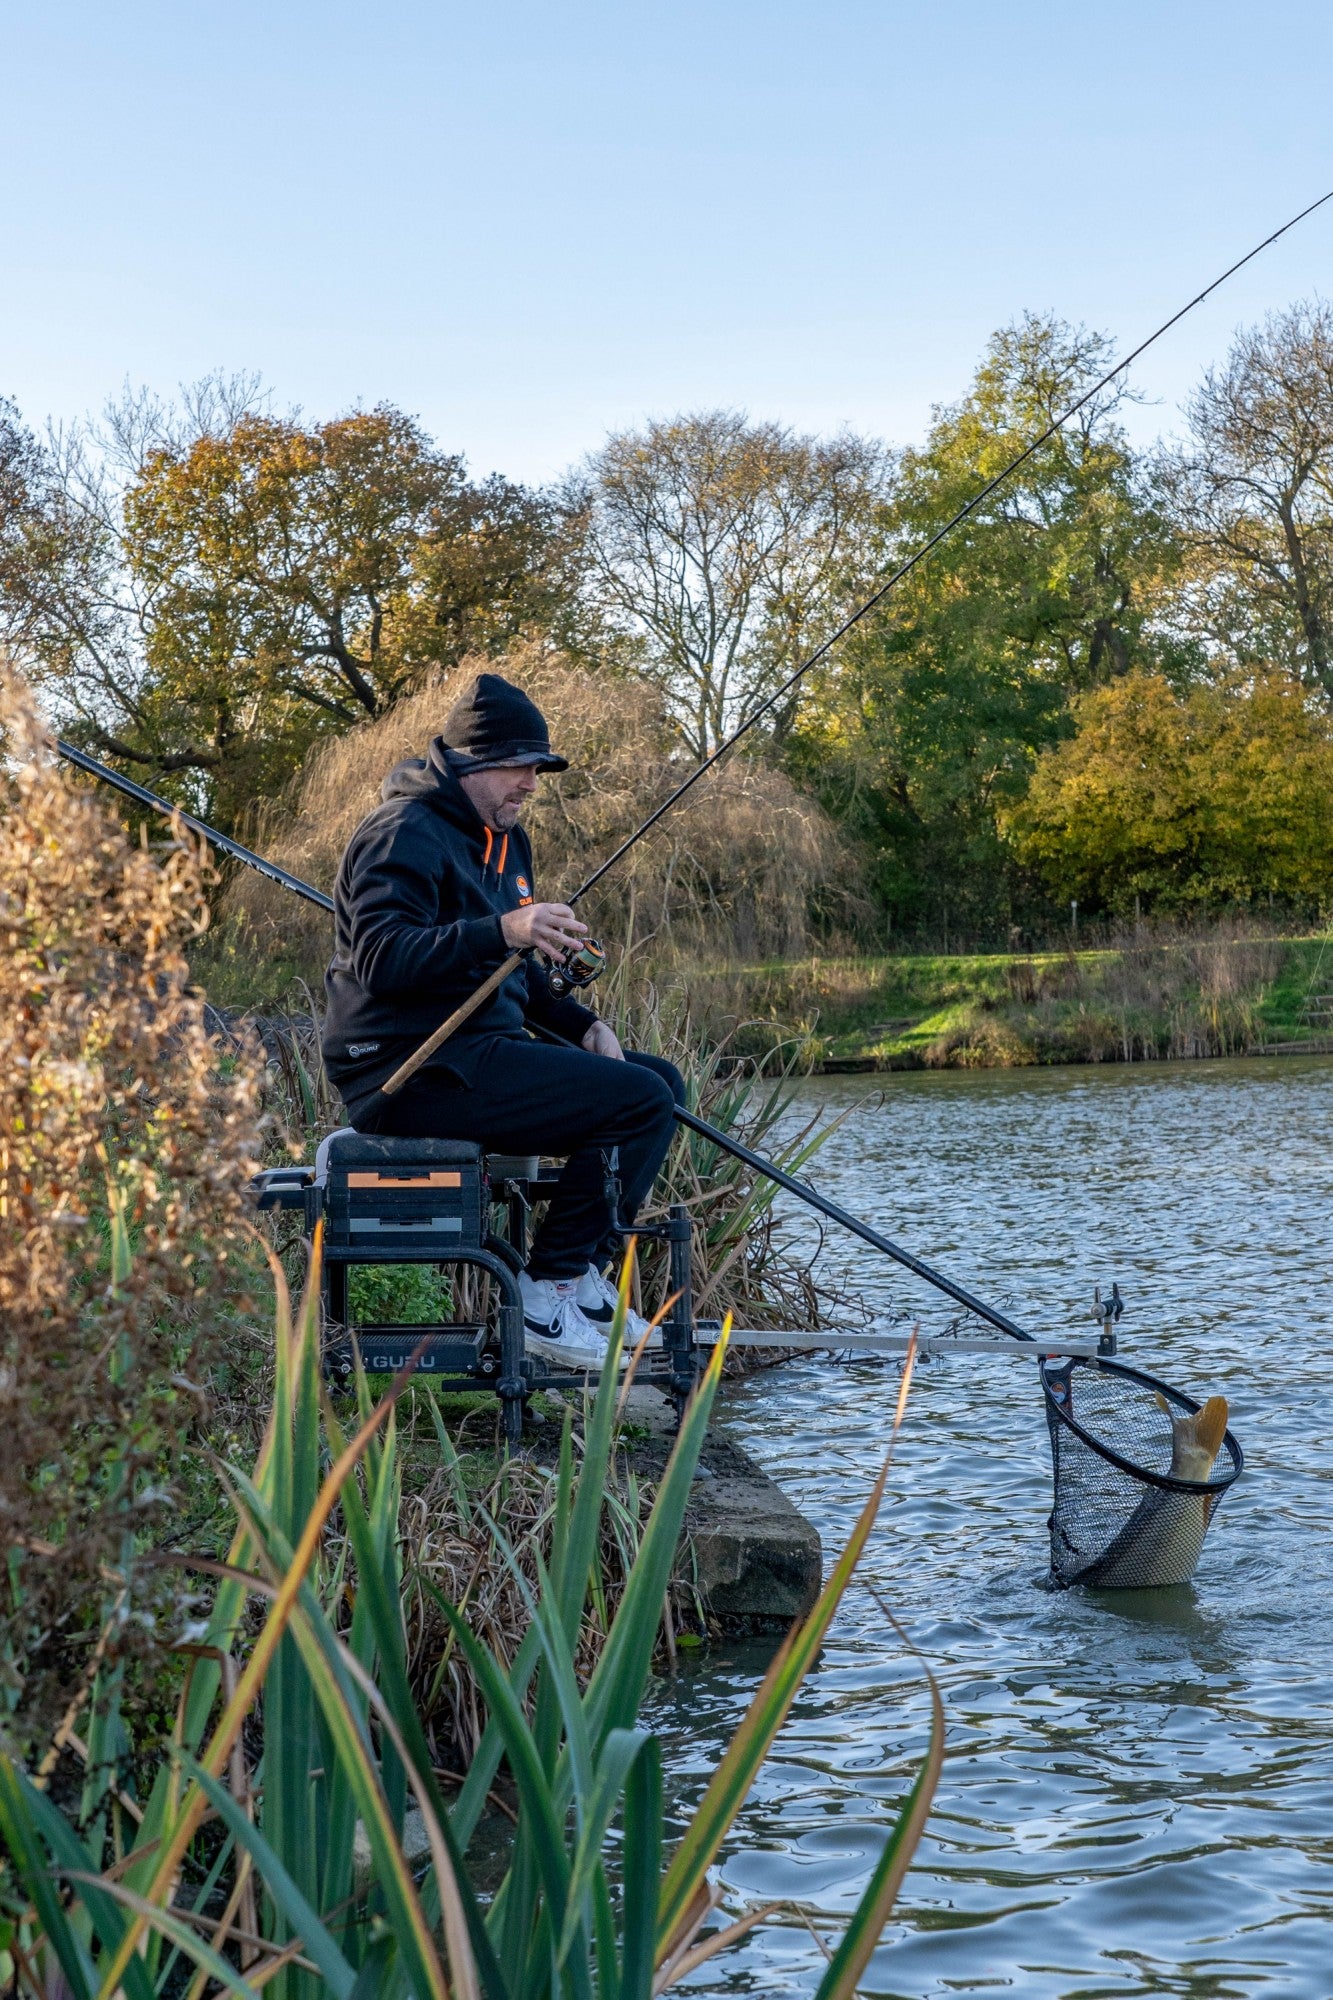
[[0, 400, 125, 702], [790, 316, 1185, 932], [1007, 669, 1333, 912], [1161, 300, 1333, 698], [570, 410, 892, 756], [0, 381, 577, 827]]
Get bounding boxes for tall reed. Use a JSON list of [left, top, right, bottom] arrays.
[[1, 1245, 939, 1997]]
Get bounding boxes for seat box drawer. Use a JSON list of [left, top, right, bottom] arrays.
[[324, 1163, 483, 1250], [324, 1325, 488, 1377]]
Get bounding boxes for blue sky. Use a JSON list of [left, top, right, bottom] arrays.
[[4, 1, 1333, 483]]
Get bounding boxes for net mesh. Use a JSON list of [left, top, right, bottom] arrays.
[[1041, 1357, 1241, 1589]]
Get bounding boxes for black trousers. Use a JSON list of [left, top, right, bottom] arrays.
[[350, 1038, 685, 1280]]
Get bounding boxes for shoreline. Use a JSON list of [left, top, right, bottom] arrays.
[[678, 931, 1333, 1075], [815, 1033, 1333, 1075]]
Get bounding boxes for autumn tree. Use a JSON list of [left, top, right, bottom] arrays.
[[1007, 669, 1333, 911], [1160, 300, 1333, 698], [791, 316, 1186, 931], [570, 410, 892, 756], [0, 380, 577, 827]]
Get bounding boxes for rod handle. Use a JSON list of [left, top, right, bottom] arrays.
[[380, 951, 523, 1096]]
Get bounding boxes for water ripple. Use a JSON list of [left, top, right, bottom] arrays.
[[648, 1057, 1333, 1998]]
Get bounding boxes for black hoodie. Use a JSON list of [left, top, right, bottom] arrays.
[[322, 738, 596, 1109]]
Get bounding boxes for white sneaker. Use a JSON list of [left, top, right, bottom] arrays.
[[576, 1263, 662, 1349], [520, 1273, 626, 1371]]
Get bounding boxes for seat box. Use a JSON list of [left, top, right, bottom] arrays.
[[316, 1132, 485, 1255]]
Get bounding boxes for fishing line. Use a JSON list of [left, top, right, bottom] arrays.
[[384, 187, 1333, 1087], [48, 186, 1333, 1360]]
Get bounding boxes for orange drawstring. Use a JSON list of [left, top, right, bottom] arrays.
[[482, 827, 493, 869], [497, 833, 509, 876]]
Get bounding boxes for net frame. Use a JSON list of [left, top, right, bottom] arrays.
[[1040, 1355, 1243, 1589]]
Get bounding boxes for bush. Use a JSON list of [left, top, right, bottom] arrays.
[[0, 661, 262, 1760], [1007, 669, 1333, 913]]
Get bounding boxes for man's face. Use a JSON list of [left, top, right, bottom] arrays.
[[458, 761, 542, 832]]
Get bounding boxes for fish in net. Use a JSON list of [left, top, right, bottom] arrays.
[[1041, 1356, 1243, 1589]]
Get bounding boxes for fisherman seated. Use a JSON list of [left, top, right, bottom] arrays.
[[320, 671, 683, 1370]]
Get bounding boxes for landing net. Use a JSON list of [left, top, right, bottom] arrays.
[[1040, 1356, 1242, 1589]]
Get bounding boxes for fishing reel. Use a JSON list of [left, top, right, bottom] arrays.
[[543, 937, 606, 999]]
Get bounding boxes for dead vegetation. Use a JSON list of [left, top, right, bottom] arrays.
[[220, 640, 861, 989], [0, 660, 264, 1759]]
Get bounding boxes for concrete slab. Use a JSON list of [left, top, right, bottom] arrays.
[[619, 1387, 822, 1632]]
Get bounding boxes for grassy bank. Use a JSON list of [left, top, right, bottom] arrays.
[[677, 927, 1333, 1070]]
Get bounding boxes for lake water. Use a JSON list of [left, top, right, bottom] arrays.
[[647, 1057, 1333, 1999]]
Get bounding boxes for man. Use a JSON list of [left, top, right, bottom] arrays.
[[321, 671, 684, 1368]]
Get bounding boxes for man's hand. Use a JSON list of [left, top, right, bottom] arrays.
[[582, 1019, 624, 1061], [501, 901, 589, 956]]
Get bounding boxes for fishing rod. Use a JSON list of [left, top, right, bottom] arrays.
[[55, 738, 336, 913], [608, 1047, 1035, 1342], [381, 185, 1333, 1094], [55, 737, 1036, 1342]]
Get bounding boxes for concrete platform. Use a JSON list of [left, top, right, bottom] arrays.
[[618, 1386, 823, 1632]]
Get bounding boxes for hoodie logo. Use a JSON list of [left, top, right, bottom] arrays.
[[348, 1041, 381, 1059], [516, 874, 533, 906]]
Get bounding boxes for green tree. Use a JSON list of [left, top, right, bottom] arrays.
[[792, 316, 1185, 934], [1007, 668, 1333, 911], [120, 401, 574, 820], [0, 380, 578, 828], [0, 399, 128, 707]]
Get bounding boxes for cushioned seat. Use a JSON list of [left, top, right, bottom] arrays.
[[314, 1127, 483, 1181]]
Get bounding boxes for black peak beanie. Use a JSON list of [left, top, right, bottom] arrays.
[[440, 672, 568, 773]]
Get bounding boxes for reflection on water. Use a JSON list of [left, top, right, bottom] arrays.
[[647, 1058, 1333, 1998]]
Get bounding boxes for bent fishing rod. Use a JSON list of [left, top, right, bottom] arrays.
[[379, 185, 1333, 1093], [55, 736, 1033, 1342]]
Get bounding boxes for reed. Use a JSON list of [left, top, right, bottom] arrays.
[[0, 1242, 939, 1999]]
